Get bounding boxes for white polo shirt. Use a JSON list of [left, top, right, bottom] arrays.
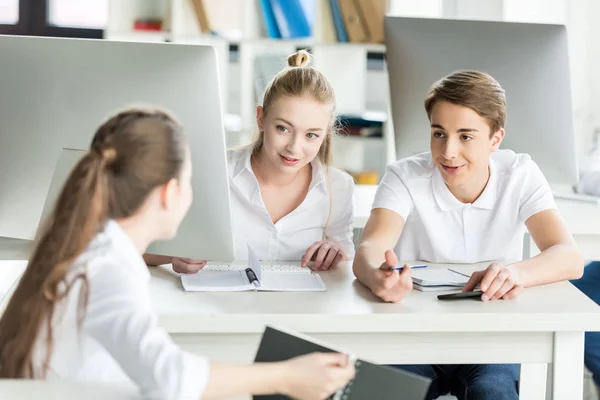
[[228, 147, 355, 261], [372, 150, 556, 264], [33, 220, 209, 400]]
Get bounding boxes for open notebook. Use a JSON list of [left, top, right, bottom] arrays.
[[253, 326, 431, 400], [180, 245, 326, 292]]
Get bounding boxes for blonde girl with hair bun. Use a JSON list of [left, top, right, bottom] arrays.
[[147, 49, 356, 273]]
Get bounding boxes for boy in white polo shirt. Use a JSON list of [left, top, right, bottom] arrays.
[[353, 70, 584, 399]]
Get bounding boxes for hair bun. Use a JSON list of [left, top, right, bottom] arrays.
[[101, 146, 117, 164], [287, 50, 311, 68]]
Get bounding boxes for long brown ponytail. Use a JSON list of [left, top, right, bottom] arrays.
[[0, 106, 186, 378]]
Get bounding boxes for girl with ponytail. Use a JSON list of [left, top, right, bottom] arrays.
[[0, 106, 354, 399]]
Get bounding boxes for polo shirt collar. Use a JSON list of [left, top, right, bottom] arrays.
[[432, 158, 497, 211]]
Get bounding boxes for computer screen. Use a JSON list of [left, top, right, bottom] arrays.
[[0, 36, 234, 261]]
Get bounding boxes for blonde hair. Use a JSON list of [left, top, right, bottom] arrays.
[[424, 70, 507, 135], [251, 50, 337, 240], [251, 50, 337, 165]]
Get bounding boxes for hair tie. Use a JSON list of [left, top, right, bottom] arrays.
[[101, 147, 117, 164]]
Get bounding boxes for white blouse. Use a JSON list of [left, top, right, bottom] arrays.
[[33, 220, 209, 400], [228, 147, 355, 261]]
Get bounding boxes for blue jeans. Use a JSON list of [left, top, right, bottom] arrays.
[[571, 261, 600, 386], [394, 364, 519, 400]]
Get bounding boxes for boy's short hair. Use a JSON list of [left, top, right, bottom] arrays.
[[424, 70, 506, 135]]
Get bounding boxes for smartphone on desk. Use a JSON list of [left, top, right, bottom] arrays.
[[437, 290, 483, 301]]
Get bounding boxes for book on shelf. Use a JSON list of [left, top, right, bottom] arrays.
[[190, 0, 212, 34], [255, 0, 385, 44]]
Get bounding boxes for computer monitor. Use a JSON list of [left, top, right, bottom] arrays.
[[385, 16, 577, 184], [0, 36, 235, 261]]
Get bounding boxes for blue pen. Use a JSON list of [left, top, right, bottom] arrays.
[[387, 264, 427, 271]]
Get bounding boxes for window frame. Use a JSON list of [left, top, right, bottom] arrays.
[[0, 0, 103, 38]]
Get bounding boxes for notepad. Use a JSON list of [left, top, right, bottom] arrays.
[[180, 245, 326, 292], [253, 326, 431, 400], [411, 268, 471, 292]]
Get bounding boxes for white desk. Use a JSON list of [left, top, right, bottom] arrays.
[[0, 380, 140, 400], [1, 185, 599, 399], [2, 260, 599, 400], [155, 263, 600, 400]]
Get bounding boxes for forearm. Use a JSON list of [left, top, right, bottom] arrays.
[[202, 362, 285, 399], [143, 253, 172, 267], [352, 241, 386, 287], [509, 243, 584, 287]]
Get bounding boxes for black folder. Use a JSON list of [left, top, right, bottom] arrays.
[[253, 326, 431, 400]]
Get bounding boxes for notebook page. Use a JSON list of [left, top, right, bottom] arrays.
[[181, 270, 252, 292], [413, 283, 466, 292], [260, 263, 308, 273], [411, 269, 470, 286], [259, 272, 326, 292], [201, 263, 308, 273]]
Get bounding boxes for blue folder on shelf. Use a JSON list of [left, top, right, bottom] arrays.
[[269, 0, 312, 38], [258, 0, 281, 38], [329, 0, 348, 42]]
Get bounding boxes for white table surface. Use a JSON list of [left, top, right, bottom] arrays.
[[0, 380, 140, 400], [143, 263, 600, 335], [2, 186, 600, 399], [2, 259, 599, 400]]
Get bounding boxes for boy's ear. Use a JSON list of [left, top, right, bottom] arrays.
[[490, 128, 505, 151]]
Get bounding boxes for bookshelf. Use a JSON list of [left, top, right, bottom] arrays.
[[103, 0, 579, 180], [105, 0, 399, 181]]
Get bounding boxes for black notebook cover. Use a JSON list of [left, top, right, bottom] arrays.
[[253, 326, 431, 400]]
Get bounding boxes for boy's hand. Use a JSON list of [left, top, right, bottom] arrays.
[[369, 250, 413, 303], [463, 263, 523, 301]]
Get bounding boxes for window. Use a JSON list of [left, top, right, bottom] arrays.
[[0, 0, 18, 24], [48, 0, 108, 29], [0, 0, 107, 37]]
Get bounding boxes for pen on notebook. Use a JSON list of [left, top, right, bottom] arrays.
[[387, 264, 427, 271], [245, 267, 260, 288]]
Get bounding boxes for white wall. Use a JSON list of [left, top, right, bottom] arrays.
[[565, 0, 600, 160]]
